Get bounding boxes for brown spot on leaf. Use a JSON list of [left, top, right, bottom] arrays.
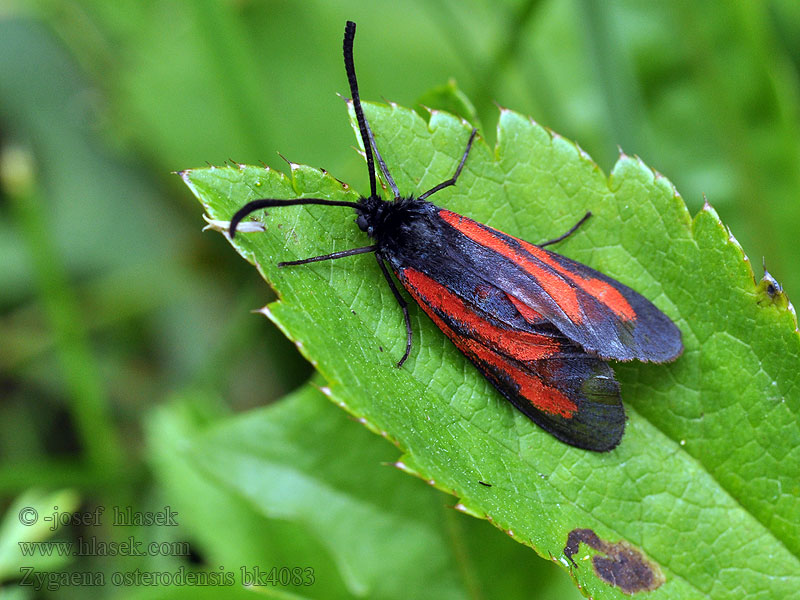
[[564, 528, 664, 594]]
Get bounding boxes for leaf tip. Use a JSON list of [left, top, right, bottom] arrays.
[[392, 460, 420, 478], [204, 213, 264, 235], [452, 500, 486, 518], [253, 305, 272, 319], [179, 169, 198, 195], [574, 140, 593, 164], [726, 228, 746, 255], [276, 152, 299, 171]]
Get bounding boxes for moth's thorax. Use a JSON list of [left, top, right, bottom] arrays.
[[356, 196, 438, 247]]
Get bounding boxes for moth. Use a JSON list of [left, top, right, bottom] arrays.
[[229, 21, 683, 451]]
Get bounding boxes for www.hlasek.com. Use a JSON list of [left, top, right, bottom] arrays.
[[19, 536, 189, 557]]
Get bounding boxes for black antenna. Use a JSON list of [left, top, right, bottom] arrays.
[[227, 21, 378, 239], [343, 22, 401, 200], [229, 198, 360, 238], [363, 112, 401, 200], [343, 21, 378, 199], [228, 23, 400, 241]]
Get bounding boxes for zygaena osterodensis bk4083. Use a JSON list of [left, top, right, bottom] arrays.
[[229, 21, 683, 452]]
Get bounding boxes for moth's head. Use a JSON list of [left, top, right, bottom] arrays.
[[356, 212, 371, 234], [355, 194, 383, 236]]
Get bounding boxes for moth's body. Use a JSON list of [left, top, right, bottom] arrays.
[[351, 193, 679, 450], [357, 194, 681, 363]]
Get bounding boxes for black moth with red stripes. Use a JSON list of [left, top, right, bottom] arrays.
[[229, 21, 683, 451]]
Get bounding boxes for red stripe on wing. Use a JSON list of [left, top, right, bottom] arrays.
[[439, 210, 585, 323], [438, 210, 635, 322], [516, 238, 636, 320], [403, 268, 560, 362], [402, 268, 578, 418], [506, 293, 544, 323]]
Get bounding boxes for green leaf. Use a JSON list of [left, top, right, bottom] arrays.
[[186, 382, 579, 600], [146, 392, 353, 599], [181, 100, 800, 598]]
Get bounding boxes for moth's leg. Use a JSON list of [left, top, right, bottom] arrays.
[[418, 129, 478, 201], [538, 212, 591, 247], [278, 245, 377, 266], [375, 253, 413, 367]]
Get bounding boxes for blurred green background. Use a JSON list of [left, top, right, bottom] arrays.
[[1, 1, 799, 598]]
